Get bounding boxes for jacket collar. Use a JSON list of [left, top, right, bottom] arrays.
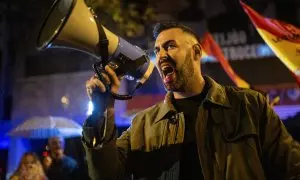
[[154, 76, 231, 123]]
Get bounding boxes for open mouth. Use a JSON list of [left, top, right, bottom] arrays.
[[161, 63, 175, 76]]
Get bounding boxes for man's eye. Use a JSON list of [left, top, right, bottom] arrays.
[[167, 44, 176, 49]]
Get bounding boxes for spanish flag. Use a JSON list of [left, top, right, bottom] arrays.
[[201, 32, 250, 88], [240, 1, 300, 86]]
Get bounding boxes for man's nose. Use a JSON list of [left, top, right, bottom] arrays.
[[156, 49, 168, 63]]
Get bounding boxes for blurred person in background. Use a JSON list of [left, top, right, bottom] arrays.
[[43, 136, 80, 180], [10, 152, 47, 180]]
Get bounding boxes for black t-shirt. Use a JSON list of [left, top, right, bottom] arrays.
[[174, 91, 207, 179]]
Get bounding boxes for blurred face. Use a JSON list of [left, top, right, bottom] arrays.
[[154, 28, 200, 92], [48, 136, 65, 159], [22, 155, 36, 169], [20, 155, 41, 178]]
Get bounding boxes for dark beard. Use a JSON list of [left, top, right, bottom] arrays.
[[180, 51, 195, 83], [164, 51, 195, 92]]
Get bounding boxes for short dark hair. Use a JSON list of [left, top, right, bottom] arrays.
[[153, 21, 201, 43]]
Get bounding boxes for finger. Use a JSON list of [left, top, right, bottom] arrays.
[[105, 65, 120, 87], [86, 77, 102, 90], [91, 78, 106, 92], [86, 79, 93, 89], [90, 74, 98, 81], [86, 87, 93, 98], [86, 78, 106, 93], [86, 79, 96, 91], [100, 72, 111, 85], [91, 73, 111, 85], [86, 79, 102, 97]]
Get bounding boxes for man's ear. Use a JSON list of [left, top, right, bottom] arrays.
[[192, 44, 202, 60]]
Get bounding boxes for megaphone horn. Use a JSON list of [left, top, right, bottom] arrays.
[[37, 0, 154, 100]]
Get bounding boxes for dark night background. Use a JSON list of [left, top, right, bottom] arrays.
[[1, 0, 300, 179]]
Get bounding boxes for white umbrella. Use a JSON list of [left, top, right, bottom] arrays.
[[8, 116, 82, 139]]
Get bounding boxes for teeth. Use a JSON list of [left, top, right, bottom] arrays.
[[160, 62, 175, 76], [161, 63, 171, 69], [162, 66, 169, 71]]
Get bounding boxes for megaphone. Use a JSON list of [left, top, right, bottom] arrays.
[[37, 0, 154, 100]]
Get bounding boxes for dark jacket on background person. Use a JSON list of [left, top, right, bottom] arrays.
[[46, 156, 79, 180], [82, 76, 300, 180]]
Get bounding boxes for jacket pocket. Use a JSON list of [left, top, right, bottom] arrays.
[[144, 120, 167, 151]]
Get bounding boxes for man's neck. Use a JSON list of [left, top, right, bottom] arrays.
[[173, 75, 205, 99]]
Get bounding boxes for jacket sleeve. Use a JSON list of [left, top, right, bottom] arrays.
[[82, 107, 131, 180], [258, 93, 300, 180]]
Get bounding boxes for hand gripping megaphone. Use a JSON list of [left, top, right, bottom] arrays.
[[37, 0, 155, 100]]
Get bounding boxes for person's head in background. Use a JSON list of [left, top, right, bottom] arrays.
[[47, 136, 65, 160], [10, 152, 46, 180], [153, 21, 205, 98]]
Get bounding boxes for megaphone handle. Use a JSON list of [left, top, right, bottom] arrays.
[[92, 63, 133, 100]]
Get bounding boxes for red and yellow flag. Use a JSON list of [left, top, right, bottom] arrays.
[[201, 32, 250, 88], [240, 1, 300, 86]]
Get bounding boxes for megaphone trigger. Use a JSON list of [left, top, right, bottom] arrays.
[[92, 62, 109, 88], [92, 62, 132, 100]]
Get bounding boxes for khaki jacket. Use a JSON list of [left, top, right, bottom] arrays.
[[83, 76, 300, 180]]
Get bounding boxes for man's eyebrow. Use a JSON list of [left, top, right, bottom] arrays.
[[155, 40, 176, 49]]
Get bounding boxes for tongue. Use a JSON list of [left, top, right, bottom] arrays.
[[164, 73, 174, 84]]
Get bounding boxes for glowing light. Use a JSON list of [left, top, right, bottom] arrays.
[[273, 105, 300, 120], [61, 96, 69, 105], [47, 43, 52, 48], [257, 44, 275, 57], [201, 55, 217, 63], [0, 137, 9, 149], [87, 101, 94, 116], [148, 52, 156, 63], [124, 75, 135, 81]]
